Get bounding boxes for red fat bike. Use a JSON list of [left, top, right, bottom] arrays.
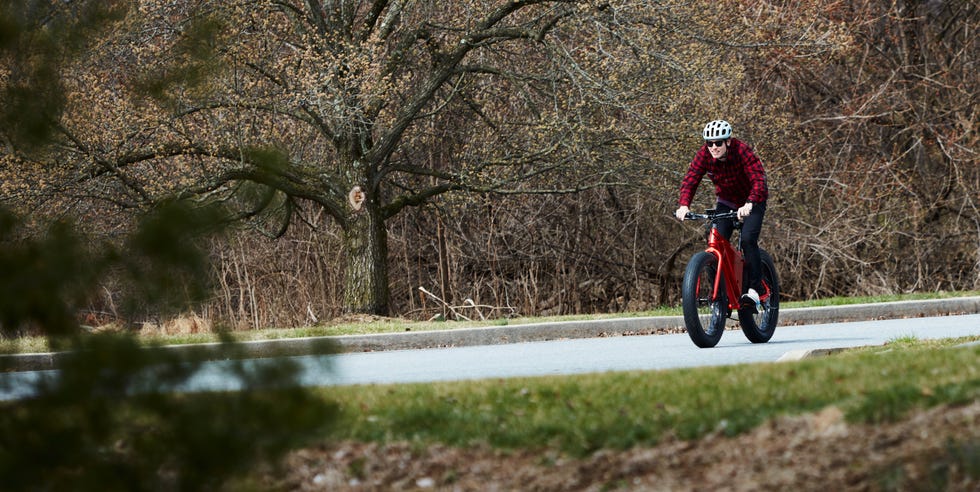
[[681, 209, 779, 348]]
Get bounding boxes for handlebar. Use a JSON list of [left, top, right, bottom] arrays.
[[683, 210, 739, 221]]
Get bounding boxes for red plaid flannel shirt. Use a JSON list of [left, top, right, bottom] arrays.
[[678, 138, 768, 207]]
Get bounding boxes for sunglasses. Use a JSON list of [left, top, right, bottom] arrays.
[[705, 139, 727, 147]]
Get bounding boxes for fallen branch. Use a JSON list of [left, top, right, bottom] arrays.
[[417, 287, 517, 321]]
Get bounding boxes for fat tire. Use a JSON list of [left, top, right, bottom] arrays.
[[682, 251, 728, 348], [738, 250, 780, 343]]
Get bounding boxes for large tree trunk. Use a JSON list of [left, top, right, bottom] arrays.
[[342, 197, 390, 315]]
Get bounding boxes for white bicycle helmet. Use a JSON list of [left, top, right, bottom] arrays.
[[702, 120, 733, 140]]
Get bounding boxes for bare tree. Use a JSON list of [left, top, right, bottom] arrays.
[[3, 0, 854, 321]]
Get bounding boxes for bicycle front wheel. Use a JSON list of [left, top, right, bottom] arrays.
[[682, 251, 728, 348]]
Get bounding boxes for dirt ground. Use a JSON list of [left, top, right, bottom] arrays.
[[264, 401, 979, 491]]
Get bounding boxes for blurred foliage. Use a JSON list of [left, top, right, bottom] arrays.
[[0, 333, 338, 491], [0, 207, 100, 337], [135, 10, 230, 107], [0, 2, 339, 490], [0, 200, 339, 492], [0, 198, 336, 490], [117, 200, 229, 322], [0, 0, 129, 151], [0, 201, 223, 338]]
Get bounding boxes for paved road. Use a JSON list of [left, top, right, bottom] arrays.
[[3, 313, 978, 400], [294, 313, 980, 385], [167, 313, 980, 392]]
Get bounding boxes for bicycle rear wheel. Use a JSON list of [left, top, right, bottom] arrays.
[[739, 250, 779, 343], [682, 251, 729, 348]]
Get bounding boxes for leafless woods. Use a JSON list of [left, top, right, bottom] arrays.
[[1, 0, 976, 329]]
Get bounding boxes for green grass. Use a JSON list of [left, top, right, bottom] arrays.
[[324, 337, 980, 456], [780, 290, 980, 308], [2, 290, 978, 354]]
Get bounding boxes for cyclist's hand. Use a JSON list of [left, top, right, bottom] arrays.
[[675, 206, 689, 221], [737, 202, 753, 221]]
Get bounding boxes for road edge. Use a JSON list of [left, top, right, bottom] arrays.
[[3, 296, 979, 372]]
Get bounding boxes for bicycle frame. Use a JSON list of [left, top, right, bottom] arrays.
[[705, 225, 746, 312], [699, 214, 770, 311]]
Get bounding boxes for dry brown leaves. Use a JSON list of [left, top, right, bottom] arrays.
[[262, 401, 979, 491]]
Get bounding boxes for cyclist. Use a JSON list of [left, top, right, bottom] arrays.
[[675, 120, 769, 311]]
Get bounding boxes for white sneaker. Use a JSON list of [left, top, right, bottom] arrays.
[[740, 288, 760, 313]]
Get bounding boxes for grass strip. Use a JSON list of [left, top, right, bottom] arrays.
[[326, 338, 980, 456]]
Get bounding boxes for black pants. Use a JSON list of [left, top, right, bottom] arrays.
[[714, 201, 766, 294]]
